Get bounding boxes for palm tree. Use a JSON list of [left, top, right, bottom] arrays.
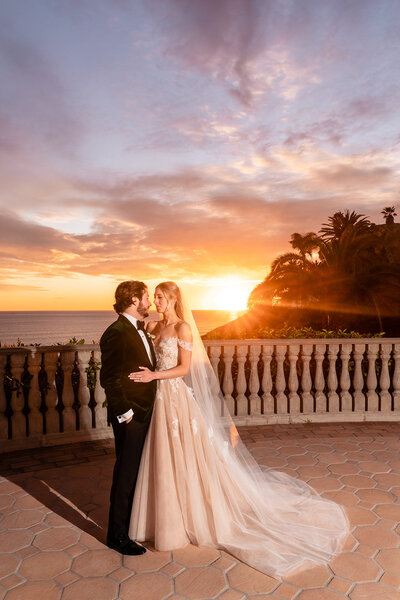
[[248, 233, 321, 310], [290, 232, 320, 259], [320, 210, 371, 240], [381, 206, 397, 225], [249, 209, 399, 331]]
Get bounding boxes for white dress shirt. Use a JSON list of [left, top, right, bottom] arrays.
[[117, 313, 153, 424]]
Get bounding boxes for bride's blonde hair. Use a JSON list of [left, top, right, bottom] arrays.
[[157, 281, 185, 320]]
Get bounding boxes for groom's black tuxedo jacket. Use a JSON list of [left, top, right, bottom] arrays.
[[100, 315, 157, 424]]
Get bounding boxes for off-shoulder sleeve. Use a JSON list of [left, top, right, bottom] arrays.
[[177, 338, 193, 351]]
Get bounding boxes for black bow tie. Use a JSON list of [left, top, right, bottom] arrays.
[[136, 320, 145, 332]]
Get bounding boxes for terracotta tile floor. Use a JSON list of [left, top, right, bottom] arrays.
[[0, 422, 399, 599]]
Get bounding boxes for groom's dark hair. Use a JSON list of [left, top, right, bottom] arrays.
[[113, 280, 147, 314]]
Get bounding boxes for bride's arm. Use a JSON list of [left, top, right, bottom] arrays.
[[130, 322, 193, 383]]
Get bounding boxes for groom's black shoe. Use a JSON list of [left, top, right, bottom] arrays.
[[106, 535, 146, 555]]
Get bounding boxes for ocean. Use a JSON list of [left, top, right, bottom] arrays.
[[0, 310, 239, 346]]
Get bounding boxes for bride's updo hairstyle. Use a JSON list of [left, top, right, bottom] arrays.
[[157, 281, 185, 320]]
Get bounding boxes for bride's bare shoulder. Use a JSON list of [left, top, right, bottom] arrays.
[[175, 320, 192, 341]]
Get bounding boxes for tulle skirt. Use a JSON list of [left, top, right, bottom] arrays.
[[129, 378, 349, 577]]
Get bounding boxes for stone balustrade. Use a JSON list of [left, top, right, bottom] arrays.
[[1, 339, 399, 452]]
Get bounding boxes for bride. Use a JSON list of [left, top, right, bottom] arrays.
[[128, 281, 349, 578]]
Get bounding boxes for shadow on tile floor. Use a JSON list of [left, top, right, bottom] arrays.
[[2, 453, 115, 545]]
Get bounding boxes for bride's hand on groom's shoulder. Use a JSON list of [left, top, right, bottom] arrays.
[[129, 367, 154, 383]]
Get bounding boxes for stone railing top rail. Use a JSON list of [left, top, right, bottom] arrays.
[[0, 337, 399, 354]]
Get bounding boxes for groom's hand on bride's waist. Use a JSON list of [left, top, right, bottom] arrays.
[[129, 366, 154, 383]]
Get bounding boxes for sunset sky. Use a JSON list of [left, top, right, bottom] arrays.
[[0, 0, 399, 310]]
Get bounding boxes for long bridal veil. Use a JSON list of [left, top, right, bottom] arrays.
[[180, 290, 349, 576]]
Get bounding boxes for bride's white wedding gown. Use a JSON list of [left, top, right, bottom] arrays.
[[129, 336, 349, 577]]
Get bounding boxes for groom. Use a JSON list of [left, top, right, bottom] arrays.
[[100, 280, 157, 555]]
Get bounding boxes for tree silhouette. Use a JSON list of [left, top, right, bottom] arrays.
[[249, 209, 400, 331], [381, 206, 397, 225]]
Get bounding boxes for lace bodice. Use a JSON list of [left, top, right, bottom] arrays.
[[155, 337, 193, 371]]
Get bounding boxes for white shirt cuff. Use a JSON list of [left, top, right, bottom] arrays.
[[117, 408, 134, 423]]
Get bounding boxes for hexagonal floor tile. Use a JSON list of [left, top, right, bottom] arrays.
[[175, 566, 227, 599], [308, 477, 342, 492], [318, 453, 346, 465], [0, 494, 15, 509], [374, 473, 400, 488], [79, 532, 106, 549], [173, 545, 219, 567], [356, 489, 393, 504], [72, 549, 121, 576], [296, 590, 343, 600], [2, 509, 44, 530], [376, 549, 400, 574], [19, 550, 71, 579], [33, 527, 80, 551], [14, 496, 44, 510], [345, 506, 377, 526], [340, 475, 375, 489], [0, 530, 33, 553], [4, 580, 61, 600], [328, 463, 359, 475], [297, 466, 329, 480], [358, 462, 390, 473], [123, 549, 171, 571], [62, 577, 118, 600], [284, 564, 331, 588], [0, 554, 20, 578], [120, 572, 172, 600], [218, 590, 246, 600], [353, 525, 399, 549], [374, 504, 400, 521], [227, 563, 277, 594], [330, 552, 381, 582], [350, 582, 400, 600]]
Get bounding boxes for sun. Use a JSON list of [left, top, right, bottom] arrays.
[[211, 278, 253, 312]]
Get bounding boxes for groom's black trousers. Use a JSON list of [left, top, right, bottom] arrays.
[[108, 417, 149, 540]]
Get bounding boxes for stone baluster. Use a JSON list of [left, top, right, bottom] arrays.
[[222, 346, 235, 416], [248, 344, 261, 415], [45, 350, 61, 434], [93, 348, 107, 429], [275, 345, 287, 414], [340, 344, 352, 412], [26, 350, 43, 436], [209, 346, 221, 382], [366, 343, 379, 412], [379, 343, 392, 413], [3, 355, 14, 439], [61, 349, 77, 431], [21, 354, 33, 437], [55, 353, 65, 431], [288, 344, 300, 414], [77, 349, 93, 430], [71, 352, 81, 429], [38, 352, 52, 434], [300, 345, 313, 414], [353, 344, 366, 412], [261, 345, 274, 415], [393, 344, 400, 412], [235, 345, 248, 416], [314, 344, 327, 412], [87, 352, 97, 428], [0, 353, 8, 440], [10, 352, 26, 439], [327, 344, 339, 413]]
